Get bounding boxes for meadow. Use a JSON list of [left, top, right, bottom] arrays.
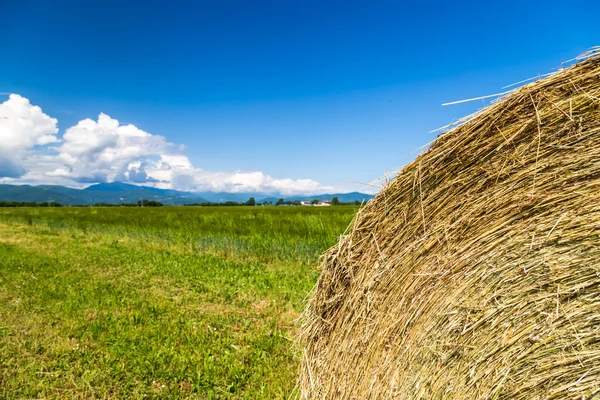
[[0, 206, 357, 399]]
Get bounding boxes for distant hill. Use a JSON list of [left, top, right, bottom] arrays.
[[0, 184, 81, 204], [0, 183, 374, 205], [0, 183, 208, 205]]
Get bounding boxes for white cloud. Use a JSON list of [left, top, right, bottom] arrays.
[[56, 112, 174, 183], [0, 94, 59, 178], [0, 94, 334, 195], [147, 165, 329, 195], [158, 154, 193, 169], [0, 94, 59, 150]]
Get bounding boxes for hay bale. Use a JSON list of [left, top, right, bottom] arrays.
[[299, 50, 600, 399]]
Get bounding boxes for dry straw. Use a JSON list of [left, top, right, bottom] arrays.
[[299, 49, 600, 399]]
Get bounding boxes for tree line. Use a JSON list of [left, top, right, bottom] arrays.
[[0, 201, 64, 207], [0, 199, 163, 207], [185, 196, 361, 207], [0, 197, 362, 207]]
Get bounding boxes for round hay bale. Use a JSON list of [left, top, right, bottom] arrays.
[[299, 51, 600, 399]]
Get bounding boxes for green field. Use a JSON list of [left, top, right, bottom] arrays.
[[0, 206, 356, 399]]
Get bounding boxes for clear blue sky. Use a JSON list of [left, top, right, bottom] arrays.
[[1, 0, 598, 193]]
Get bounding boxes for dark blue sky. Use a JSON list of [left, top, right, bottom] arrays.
[[1, 0, 598, 192]]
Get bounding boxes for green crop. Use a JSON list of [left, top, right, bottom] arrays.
[[0, 206, 356, 398]]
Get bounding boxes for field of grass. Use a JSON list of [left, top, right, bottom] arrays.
[[0, 206, 356, 399]]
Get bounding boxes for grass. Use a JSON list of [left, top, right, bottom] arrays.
[[0, 206, 356, 399]]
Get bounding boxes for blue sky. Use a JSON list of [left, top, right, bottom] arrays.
[[1, 0, 598, 194]]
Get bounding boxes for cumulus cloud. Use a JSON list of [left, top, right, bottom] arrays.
[[0, 94, 59, 178], [143, 154, 328, 195], [0, 94, 332, 195], [56, 113, 174, 183], [147, 162, 328, 195]]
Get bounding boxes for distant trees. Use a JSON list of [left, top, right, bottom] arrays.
[[0, 197, 365, 208], [184, 201, 242, 207], [180, 196, 367, 207], [0, 200, 172, 208], [93, 203, 137, 207], [0, 201, 62, 207], [137, 200, 163, 207], [0, 201, 37, 207]]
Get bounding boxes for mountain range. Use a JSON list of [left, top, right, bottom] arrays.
[[0, 182, 373, 205]]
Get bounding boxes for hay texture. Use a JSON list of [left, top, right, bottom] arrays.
[[299, 50, 600, 399]]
